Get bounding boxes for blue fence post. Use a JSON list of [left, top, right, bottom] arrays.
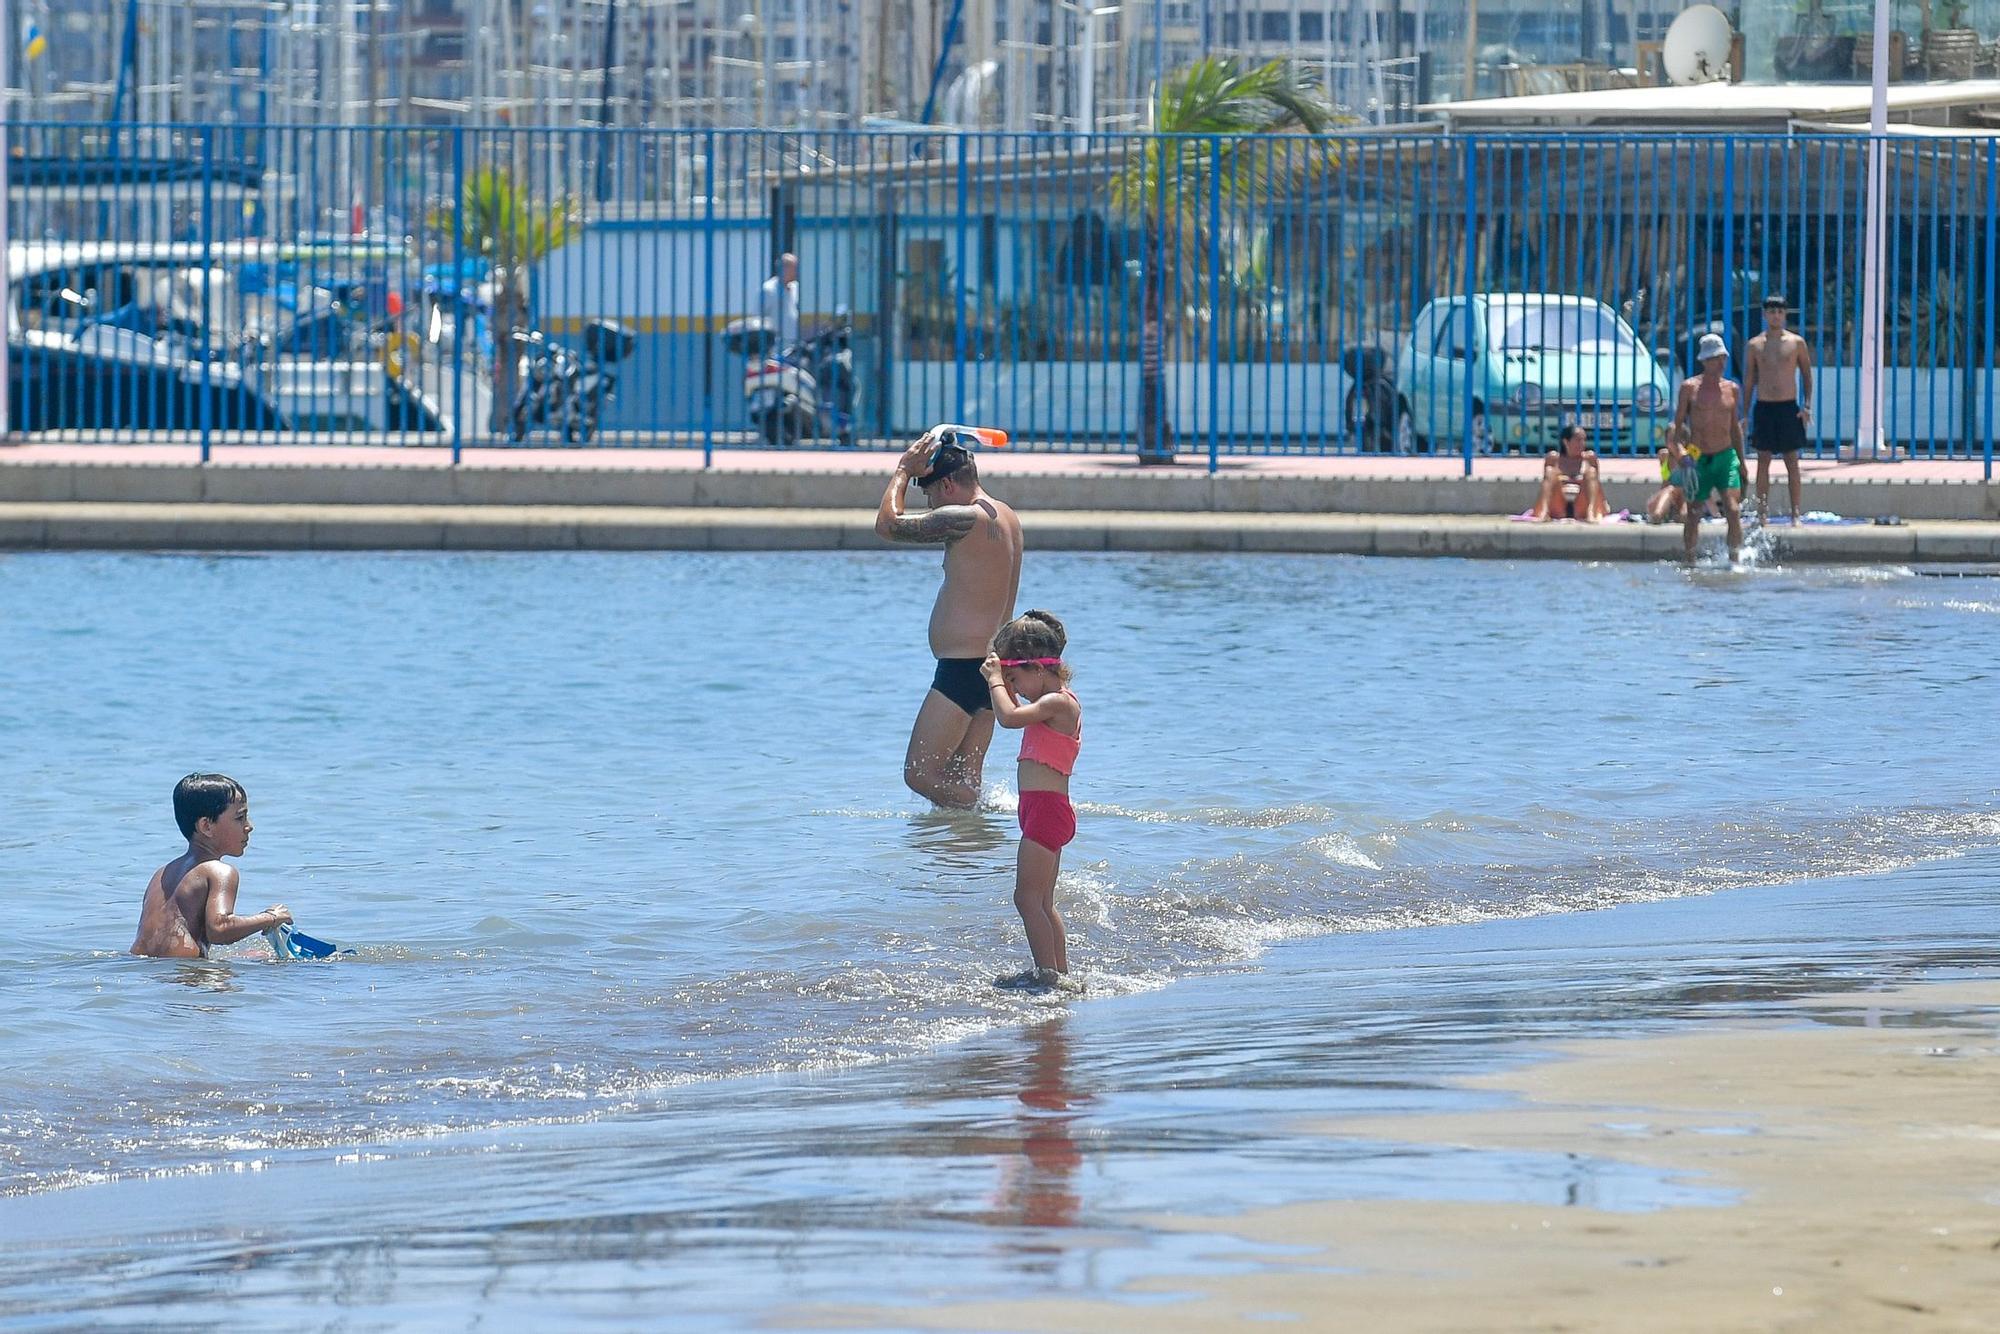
[[960, 131, 976, 428], [1721, 135, 1735, 346], [1987, 136, 1997, 481], [199, 125, 214, 463], [1207, 135, 1221, 475], [703, 130, 716, 469], [450, 125, 466, 466], [1461, 136, 1478, 477]]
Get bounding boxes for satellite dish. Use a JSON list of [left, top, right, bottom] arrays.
[[1663, 5, 1736, 86]]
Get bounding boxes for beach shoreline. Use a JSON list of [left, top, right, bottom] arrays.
[[804, 979, 2000, 1333], [8, 846, 1999, 1330]]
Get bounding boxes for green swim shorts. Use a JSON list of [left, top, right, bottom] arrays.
[[1691, 449, 1742, 502]]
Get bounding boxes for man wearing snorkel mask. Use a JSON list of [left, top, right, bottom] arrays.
[[875, 428, 1024, 808]]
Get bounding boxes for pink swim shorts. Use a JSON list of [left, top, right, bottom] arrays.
[[1017, 790, 1076, 852]]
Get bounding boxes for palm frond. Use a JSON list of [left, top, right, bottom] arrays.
[[1106, 57, 1344, 324], [427, 166, 578, 279]]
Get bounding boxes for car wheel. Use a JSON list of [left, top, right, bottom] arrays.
[[1394, 402, 1424, 455]]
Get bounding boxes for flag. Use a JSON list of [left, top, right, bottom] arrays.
[[23, 20, 47, 61]]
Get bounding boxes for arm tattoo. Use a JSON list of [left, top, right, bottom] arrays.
[[884, 507, 979, 544]]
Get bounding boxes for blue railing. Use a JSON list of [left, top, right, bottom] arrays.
[[6, 122, 1997, 475]]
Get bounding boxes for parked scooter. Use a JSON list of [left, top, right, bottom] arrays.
[[721, 310, 856, 446], [508, 319, 635, 443]]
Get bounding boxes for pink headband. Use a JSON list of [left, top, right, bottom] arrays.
[[999, 657, 1063, 667]]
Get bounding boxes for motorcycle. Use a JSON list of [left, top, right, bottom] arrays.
[[1341, 345, 1402, 453], [722, 312, 856, 446], [508, 318, 635, 443]]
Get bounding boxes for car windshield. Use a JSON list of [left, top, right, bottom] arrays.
[[1488, 304, 1638, 355]]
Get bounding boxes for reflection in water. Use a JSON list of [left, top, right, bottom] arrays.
[[160, 960, 240, 995], [904, 807, 1014, 868], [991, 1018, 1090, 1246]]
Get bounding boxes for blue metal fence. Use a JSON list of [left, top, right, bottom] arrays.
[[6, 122, 1996, 474]]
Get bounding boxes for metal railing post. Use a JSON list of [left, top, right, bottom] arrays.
[[953, 133, 969, 427], [200, 125, 214, 462], [703, 130, 716, 469], [450, 125, 466, 465], [1207, 135, 1221, 475], [1462, 135, 1478, 477], [1721, 135, 1736, 349], [1987, 136, 1997, 480]]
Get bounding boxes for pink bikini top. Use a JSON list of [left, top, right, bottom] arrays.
[[1018, 690, 1082, 775]]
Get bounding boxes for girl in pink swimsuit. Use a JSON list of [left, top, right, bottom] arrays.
[[980, 610, 1082, 991]]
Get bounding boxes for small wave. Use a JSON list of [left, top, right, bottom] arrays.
[[1306, 833, 1382, 870]]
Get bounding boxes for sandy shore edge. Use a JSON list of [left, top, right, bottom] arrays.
[[796, 980, 2000, 1333]]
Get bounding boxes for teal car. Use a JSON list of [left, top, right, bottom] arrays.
[[1393, 294, 1675, 455]]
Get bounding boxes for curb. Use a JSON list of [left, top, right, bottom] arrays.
[[5, 503, 1999, 560]]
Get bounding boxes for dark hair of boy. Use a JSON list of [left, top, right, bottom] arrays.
[[174, 773, 246, 839]]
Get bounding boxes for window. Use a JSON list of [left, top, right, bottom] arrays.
[[1432, 306, 1472, 359], [1486, 303, 1637, 355], [1298, 12, 1324, 40], [905, 239, 946, 282], [1221, 14, 1239, 42], [1258, 11, 1291, 41], [1409, 304, 1438, 356]]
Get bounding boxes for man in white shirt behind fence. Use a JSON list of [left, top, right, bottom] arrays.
[[761, 252, 799, 350]]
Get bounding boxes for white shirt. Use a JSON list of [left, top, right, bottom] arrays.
[[760, 275, 799, 349]]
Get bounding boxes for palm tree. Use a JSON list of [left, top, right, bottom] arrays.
[[430, 166, 579, 434], [1107, 58, 1339, 463]]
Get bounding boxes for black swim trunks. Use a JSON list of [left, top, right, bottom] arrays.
[[931, 657, 991, 714], [1752, 400, 1808, 456]]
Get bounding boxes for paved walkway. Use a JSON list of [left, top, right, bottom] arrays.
[[3, 442, 1995, 529], [1, 440, 1991, 483]]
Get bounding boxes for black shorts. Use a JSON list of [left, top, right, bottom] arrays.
[[931, 657, 990, 715], [1753, 401, 1808, 456]]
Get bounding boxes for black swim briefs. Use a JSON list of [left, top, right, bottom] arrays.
[[931, 657, 991, 714], [1752, 400, 1808, 456]]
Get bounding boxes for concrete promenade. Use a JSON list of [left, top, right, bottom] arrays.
[[3, 442, 1997, 558]]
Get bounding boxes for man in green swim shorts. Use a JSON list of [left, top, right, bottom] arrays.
[[1669, 333, 1745, 564]]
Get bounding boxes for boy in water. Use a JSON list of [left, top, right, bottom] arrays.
[[131, 773, 290, 959]]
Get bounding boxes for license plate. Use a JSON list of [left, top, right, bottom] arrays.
[[1579, 410, 1619, 430]]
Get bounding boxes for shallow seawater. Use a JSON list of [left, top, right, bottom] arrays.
[[1, 551, 1996, 1203]]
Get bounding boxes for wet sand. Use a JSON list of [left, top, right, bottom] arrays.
[[812, 981, 2000, 1332]]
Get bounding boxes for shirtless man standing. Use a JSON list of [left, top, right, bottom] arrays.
[[1743, 294, 1815, 523], [1670, 333, 1746, 564], [876, 429, 1023, 808]]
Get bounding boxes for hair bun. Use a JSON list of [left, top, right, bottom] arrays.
[[1021, 609, 1066, 648]]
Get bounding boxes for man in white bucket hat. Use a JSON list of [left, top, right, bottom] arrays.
[[1669, 332, 1745, 564]]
